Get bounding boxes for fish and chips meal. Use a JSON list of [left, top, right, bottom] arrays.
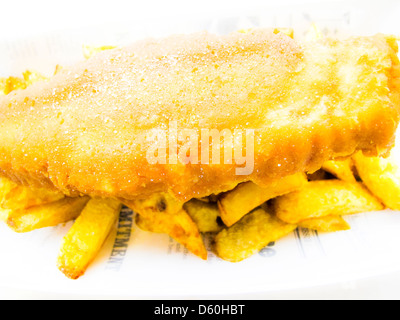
[[1, 27, 400, 279]]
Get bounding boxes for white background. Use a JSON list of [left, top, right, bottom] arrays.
[[1, 0, 400, 300], [1, 0, 399, 40]]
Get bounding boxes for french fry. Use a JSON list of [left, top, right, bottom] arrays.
[[218, 173, 307, 227], [307, 169, 328, 181], [22, 70, 47, 86], [134, 206, 209, 260], [3, 76, 26, 94], [208, 194, 219, 203], [274, 180, 384, 224], [126, 193, 207, 260], [57, 198, 122, 280], [238, 28, 294, 38], [2, 185, 65, 210], [7, 196, 89, 233], [196, 194, 219, 203], [135, 205, 212, 262], [134, 193, 185, 234], [305, 23, 323, 42], [83, 45, 116, 59], [0, 208, 11, 222], [322, 159, 356, 183], [136, 199, 223, 234], [135, 214, 163, 233], [213, 207, 296, 262], [274, 28, 294, 38], [0, 70, 47, 95], [54, 65, 64, 75], [1, 176, 64, 216], [183, 199, 224, 233], [298, 215, 351, 232], [353, 151, 400, 210], [0, 176, 17, 204]]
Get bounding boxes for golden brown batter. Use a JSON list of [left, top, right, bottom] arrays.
[[0, 29, 399, 202]]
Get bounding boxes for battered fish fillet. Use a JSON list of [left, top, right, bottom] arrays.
[[0, 29, 399, 203]]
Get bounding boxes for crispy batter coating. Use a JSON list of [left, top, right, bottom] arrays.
[[0, 30, 399, 201]]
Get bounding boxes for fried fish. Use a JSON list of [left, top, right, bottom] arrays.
[[0, 29, 399, 204]]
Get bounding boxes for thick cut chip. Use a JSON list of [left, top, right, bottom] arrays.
[[57, 198, 122, 280], [0, 70, 47, 95], [274, 28, 294, 38], [135, 214, 163, 233], [213, 207, 296, 262], [305, 23, 323, 42], [183, 199, 224, 233], [2, 185, 65, 210], [0, 176, 17, 203], [2, 76, 26, 94], [322, 159, 356, 182], [307, 169, 328, 181], [82, 45, 117, 59], [239, 28, 294, 38], [7, 196, 89, 233], [137, 198, 223, 234], [218, 173, 307, 227], [0, 208, 11, 221], [0, 177, 16, 220], [126, 193, 207, 260], [274, 180, 384, 224], [298, 215, 351, 232], [22, 70, 47, 86], [353, 152, 400, 210], [0, 175, 64, 214], [1, 70, 47, 95], [54, 65, 63, 75]]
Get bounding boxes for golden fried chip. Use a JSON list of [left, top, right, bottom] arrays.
[[0, 208, 11, 221], [126, 193, 207, 260], [213, 207, 296, 262], [238, 28, 294, 38], [298, 215, 351, 232], [2, 185, 65, 211], [183, 199, 223, 233], [22, 70, 47, 86], [0, 70, 47, 95], [136, 199, 223, 234], [274, 28, 294, 38], [322, 159, 356, 182], [0, 176, 17, 204], [83, 45, 117, 59], [196, 194, 219, 203], [307, 169, 328, 181], [57, 198, 122, 280], [353, 152, 400, 210], [305, 23, 323, 41], [0, 177, 15, 221], [274, 180, 383, 224], [3, 76, 26, 94], [7, 196, 90, 233], [135, 214, 162, 233], [218, 173, 307, 227], [54, 65, 63, 75]]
